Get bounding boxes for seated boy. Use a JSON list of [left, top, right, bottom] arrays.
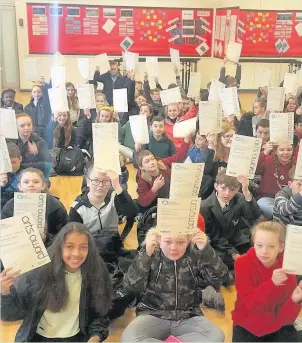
[[143, 73, 165, 118], [136, 136, 191, 212], [137, 116, 176, 160], [188, 132, 214, 167], [255, 118, 270, 147], [273, 165, 302, 226], [69, 165, 137, 262], [0, 143, 22, 209], [200, 169, 261, 270]]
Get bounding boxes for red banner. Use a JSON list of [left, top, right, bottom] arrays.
[[27, 4, 214, 57]]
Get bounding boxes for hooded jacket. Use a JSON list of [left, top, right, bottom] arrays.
[[122, 243, 228, 320], [232, 248, 300, 336], [1, 268, 110, 342], [9, 133, 52, 177], [1, 194, 67, 246], [273, 185, 302, 226]]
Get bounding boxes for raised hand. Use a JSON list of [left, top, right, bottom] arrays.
[[145, 230, 159, 257], [151, 175, 165, 193], [0, 268, 20, 295]]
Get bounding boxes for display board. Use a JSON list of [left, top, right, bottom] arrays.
[[237, 10, 302, 57], [27, 4, 213, 56], [213, 7, 240, 58]]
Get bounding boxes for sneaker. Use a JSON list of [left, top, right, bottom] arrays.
[[201, 286, 226, 312]]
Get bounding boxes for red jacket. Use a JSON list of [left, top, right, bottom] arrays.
[[165, 104, 198, 151], [232, 248, 300, 337], [256, 152, 294, 199], [137, 142, 190, 207]]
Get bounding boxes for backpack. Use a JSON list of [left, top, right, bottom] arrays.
[[137, 206, 157, 248], [55, 146, 85, 176]]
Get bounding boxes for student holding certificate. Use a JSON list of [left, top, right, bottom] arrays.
[[232, 221, 302, 342], [1, 89, 23, 114], [238, 100, 267, 137], [1, 168, 67, 246], [120, 229, 228, 342], [0, 222, 112, 342], [219, 57, 241, 89], [284, 95, 298, 113], [65, 82, 80, 125], [255, 143, 294, 220]]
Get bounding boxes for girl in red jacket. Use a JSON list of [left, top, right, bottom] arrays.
[[232, 221, 302, 342], [256, 142, 294, 220]]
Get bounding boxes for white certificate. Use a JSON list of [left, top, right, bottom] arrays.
[[48, 87, 69, 113], [208, 78, 225, 101], [226, 135, 262, 179], [170, 48, 181, 69], [160, 87, 182, 106], [219, 87, 240, 116], [173, 118, 197, 138], [77, 58, 93, 80], [0, 136, 12, 173], [77, 84, 96, 109], [267, 87, 285, 112], [283, 224, 302, 275], [0, 109, 18, 139], [23, 59, 40, 82], [0, 213, 50, 275], [283, 73, 298, 95], [199, 100, 223, 134], [170, 163, 204, 199], [51, 66, 66, 88], [93, 53, 110, 74], [156, 198, 201, 235], [113, 88, 128, 112], [269, 112, 294, 145], [226, 41, 242, 63], [92, 123, 121, 175], [124, 51, 139, 72], [14, 192, 47, 237], [256, 69, 272, 88], [146, 57, 159, 78], [294, 145, 302, 180], [187, 72, 201, 98], [129, 115, 150, 144]]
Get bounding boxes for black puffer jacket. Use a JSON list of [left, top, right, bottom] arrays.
[[122, 243, 228, 320]]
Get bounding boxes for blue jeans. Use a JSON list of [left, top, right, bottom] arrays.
[[257, 197, 274, 219]]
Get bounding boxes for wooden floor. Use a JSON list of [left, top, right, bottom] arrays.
[[1, 91, 300, 342]]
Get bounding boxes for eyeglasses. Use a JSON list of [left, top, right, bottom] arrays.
[[222, 134, 233, 140], [88, 177, 111, 186]]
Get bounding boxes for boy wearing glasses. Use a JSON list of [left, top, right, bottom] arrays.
[[200, 169, 261, 271], [69, 164, 137, 262]]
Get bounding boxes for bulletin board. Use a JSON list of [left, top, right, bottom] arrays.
[[213, 7, 240, 58], [26, 3, 214, 57], [237, 10, 302, 57]]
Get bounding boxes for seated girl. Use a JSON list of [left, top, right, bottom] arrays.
[[9, 113, 52, 178], [1, 167, 68, 246], [1, 89, 23, 113], [0, 222, 112, 342], [256, 142, 294, 220], [66, 82, 80, 125], [121, 228, 227, 342], [24, 84, 51, 140], [232, 221, 302, 342]]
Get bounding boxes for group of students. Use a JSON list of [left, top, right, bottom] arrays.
[[1, 57, 302, 342]]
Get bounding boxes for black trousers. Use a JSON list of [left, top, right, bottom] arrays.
[[233, 325, 302, 342], [30, 332, 86, 342]]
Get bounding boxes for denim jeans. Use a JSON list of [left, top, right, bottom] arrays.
[[257, 197, 274, 219]]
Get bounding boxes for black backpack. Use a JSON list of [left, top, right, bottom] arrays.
[[55, 147, 85, 176], [137, 206, 157, 248]]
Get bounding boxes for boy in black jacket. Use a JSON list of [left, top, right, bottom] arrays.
[[200, 169, 261, 270]]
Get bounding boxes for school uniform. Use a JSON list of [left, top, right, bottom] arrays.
[[200, 192, 261, 269], [24, 97, 51, 140], [8, 133, 52, 178], [273, 185, 302, 227], [232, 248, 301, 341], [165, 104, 198, 151], [137, 142, 189, 209], [1, 268, 110, 342], [2, 193, 67, 246]]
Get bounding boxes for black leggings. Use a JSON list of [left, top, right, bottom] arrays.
[[30, 332, 86, 342], [233, 325, 302, 342]]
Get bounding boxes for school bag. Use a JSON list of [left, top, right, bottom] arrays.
[[137, 205, 158, 248], [55, 146, 85, 176]]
